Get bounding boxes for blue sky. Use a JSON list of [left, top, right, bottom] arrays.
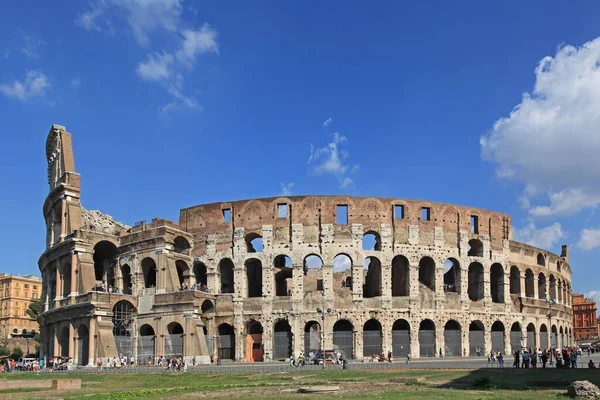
[[1, 1, 600, 305]]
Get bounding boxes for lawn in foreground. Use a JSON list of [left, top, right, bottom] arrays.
[[0, 368, 597, 399]]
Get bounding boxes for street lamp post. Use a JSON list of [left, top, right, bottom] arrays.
[[316, 307, 332, 370], [545, 298, 556, 365]]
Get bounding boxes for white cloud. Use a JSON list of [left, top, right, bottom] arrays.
[[19, 31, 44, 59], [308, 126, 358, 189], [341, 177, 353, 188], [585, 290, 600, 305], [76, 0, 182, 47], [481, 37, 600, 217], [280, 183, 294, 196], [136, 52, 173, 81], [0, 71, 50, 101], [513, 222, 564, 250], [577, 228, 600, 250], [322, 117, 332, 127], [333, 255, 351, 272], [175, 25, 218, 67]]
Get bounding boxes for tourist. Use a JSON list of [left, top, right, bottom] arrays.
[[589, 359, 596, 369], [406, 352, 411, 364], [571, 350, 578, 368], [531, 349, 537, 368], [289, 354, 295, 367], [513, 350, 520, 368], [541, 349, 548, 368], [39, 358, 44, 372], [497, 352, 504, 368], [522, 350, 530, 368]]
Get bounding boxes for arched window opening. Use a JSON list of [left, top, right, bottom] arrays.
[[246, 321, 263, 362], [509, 322, 521, 354], [113, 301, 136, 359], [537, 253, 545, 266], [121, 264, 132, 295], [273, 320, 292, 359], [106, 266, 115, 290], [246, 234, 263, 253], [165, 322, 184, 357], [363, 319, 382, 357], [333, 254, 352, 292], [245, 258, 263, 298], [509, 266, 520, 295], [362, 232, 381, 251], [274, 255, 293, 297], [392, 319, 410, 357], [525, 269, 534, 298], [418, 257, 435, 292], [141, 258, 157, 289], [193, 262, 207, 289], [468, 262, 484, 301], [491, 321, 505, 354], [469, 321, 485, 356], [332, 320, 353, 359], [93, 241, 117, 285], [557, 280, 563, 303], [467, 239, 483, 257], [138, 324, 155, 365], [540, 324, 549, 350], [443, 258, 460, 293], [538, 273, 547, 300], [303, 255, 324, 293], [201, 300, 215, 314], [304, 321, 321, 355], [176, 260, 190, 288], [557, 261, 561, 272], [418, 319, 436, 357], [59, 326, 70, 357], [217, 323, 235, 360], [526, 323, 536, 350], [444, 320, 461, 357], [392, 255, 410, 296], [219, 258, 234, 294], [549, 275, 556, 301], [551, 325, 558, 348], [490, 263, 505, 303], [363, 257, 382, 298], [173, 236, 191, 255], [77, 324, 89, 366], [62, 263, 71, 297]]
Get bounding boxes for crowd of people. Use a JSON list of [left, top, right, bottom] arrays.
[[179, 282, 210, 292], [92, 282, 132, 294], [485, 346, 598, 368]]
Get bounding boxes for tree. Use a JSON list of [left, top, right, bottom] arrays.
[[11, 346, 23, 359], [0, 346, 9, 356], [26, 300, 41, 321]]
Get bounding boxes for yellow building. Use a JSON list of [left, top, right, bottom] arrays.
[[0, 274, 42, 338]]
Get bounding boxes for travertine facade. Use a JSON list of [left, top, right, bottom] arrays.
[[39, 125, 574, 366]]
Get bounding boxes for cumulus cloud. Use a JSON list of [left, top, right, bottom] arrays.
[[76, 0, 182, 47], [175, 24, 218, 67], [577, 228, 600, 250], [136, 52, 173, 81], [280, 183, 294, 196], [322, 117, 332, 127], [308, 126, 358, 189], [585, 290, 600, 305], [333, 255, 351, 272], [513, 222, 564, 250], [481, 37, 600, 217], [0, 71, 50, 101]]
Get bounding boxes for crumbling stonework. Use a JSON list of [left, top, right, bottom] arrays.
[[81, 208, 130, 235], [38, 125, 574, 367]]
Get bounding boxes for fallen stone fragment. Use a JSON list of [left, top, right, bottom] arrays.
[[567, 380, 600, 398]]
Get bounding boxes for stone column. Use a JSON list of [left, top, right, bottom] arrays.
[[381, 261, 392, 308], [437, 324, 444, 357], [381, 319, 392, 354], [156, 250, 166, 294], [41, 273, 49, 312], [262, 265, 274, 298], [291, 265, 303, 301], [234, 266, 245, 300], [70, 251, 78, 296], [354, 329, 363, 359], [322, 264, 334, 302], [483, 326, 491, 358], [435, 258, 444, 298], [53, 327, 59, 358], [60, 197, 66, 242], [352, 262, 363, 302], [55, 264, 63, 308], [520, 271, 526, 297], [410, 323, 419, 358], [68, 323, 75, 359]]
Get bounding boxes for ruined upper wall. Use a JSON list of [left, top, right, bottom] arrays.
[[179, 196, 513, 255]]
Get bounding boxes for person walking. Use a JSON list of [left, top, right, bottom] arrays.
[[513, 350, 520, 368], [541, 349, 548, 368], [98, 357, 103, 371], [531, 350, 537, 368], [523, 350, 530, 368], [571, 350, 578, 368], [497, 352, 504, 368]]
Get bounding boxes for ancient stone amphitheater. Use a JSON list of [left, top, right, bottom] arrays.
[[39, 125, 573, 366]]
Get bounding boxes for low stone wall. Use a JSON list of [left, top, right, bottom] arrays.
[[0, 378, 80, 390]]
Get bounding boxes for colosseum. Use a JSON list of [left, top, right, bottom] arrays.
[[38, 124, 574, 366]]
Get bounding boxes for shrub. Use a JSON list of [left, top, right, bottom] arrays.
[[12, 346, 23, 359]]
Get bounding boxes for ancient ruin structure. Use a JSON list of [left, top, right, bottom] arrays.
[[38, 124, 574, 366]]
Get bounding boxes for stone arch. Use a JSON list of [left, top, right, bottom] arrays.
[[549, 274, 556, 301], [418, 256, 435, 292], [537, 253, 545, 266], [525, 269, 534, 297], [93, 241, 117, 283], [245, 258, 263, 298], [246, 233, 263, 253], [77, 324, 89, 366], [363, 256, 382, 298], [176, 260, 190, 287], [193, 261, 207, 287], [304, 321, 321, 355], [509, 322, 521, 354], [141, 257, 157, 289], [468, 239, 483, 257], [303, 254, 324, 293], [217, 323, 235, 360], [363, 319, 382, 357], [444, 320, 462, 357], [165, 322, 184, 357], [362, 231, 381, 251], [559, 326, 564, 349], [490, 321, 505, 354], [333, 254, 353, 291], [490, 263, 504, 303], [59, 326, 70, 357], [509, 266, 520, 295], [61, 262, 72, 297], [274, 255, 293, 297], [273, 320, 292, 359], [469, 320, 485, 356], [138, 324, 155, 364], [246, 320, 263, 362], [121, 264, 132, 294], [526, 323, 536, 349], [173, 236, 191, 255], [443, 258, 460, 293], [551, 324, 558, 348], [392, 319, 410, 357], [468, 262, 484, 301], [539, 323, 549, 350], [332, 319, 353, 358], [201, 299, 215, 314], [419, 319, 436, 357], [538, 273, 547, 300], [557, 279, 563, 303], [392, 255, 410, 296], [218, 258, 234, 294]]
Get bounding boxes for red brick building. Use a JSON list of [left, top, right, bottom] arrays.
[[572, 294, 598, 340]]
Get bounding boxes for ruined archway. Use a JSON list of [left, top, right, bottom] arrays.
[[363, 319, 382, 357], [246, 320, 263, 362], [245, 258, 263, 298], [77, 324, 89, 366], [121, 264, 132, 294], [491, 321, 505, 354], [219, 258, 234, 294], [468, 239, 483, 257], [218, 323, 235, 360], [510, 322, 521, 354], [490, 263, 504, 303], [391, 255, 409, 296], [362, 231, 381, 251], [538, 273, 547, 300], [540, 324, 549, 350], [273, 320, 292, 359], [303, 255, 324, 293], [392, 319, 410, 357], [93, 241, 117, 284], [469, 320, 485, 356], [363, 257, 382, 298], [333, 254, 352, 293], [173, 236, 191, 255], [176, 260, 190, 287], [419, 319, 436, 357], [468, 262, 484, 301], [444, 320, 462, 357], [141, 258, 157, 289], [138, 324, 155, 365], [274, 255, 293, 297], [165, 322, 184, 357], [509, 266, 520, 295], [526, 323, 536, 350], [525, 269, 534, 298], [246, 233, 263, 253], [304, 321, 321, 355], [113, 300, 136, 359], [418, 257, 435, 292], [443, 258, 460, 293], [193, 261, 207, 288], [332, 319, 353, 359]]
